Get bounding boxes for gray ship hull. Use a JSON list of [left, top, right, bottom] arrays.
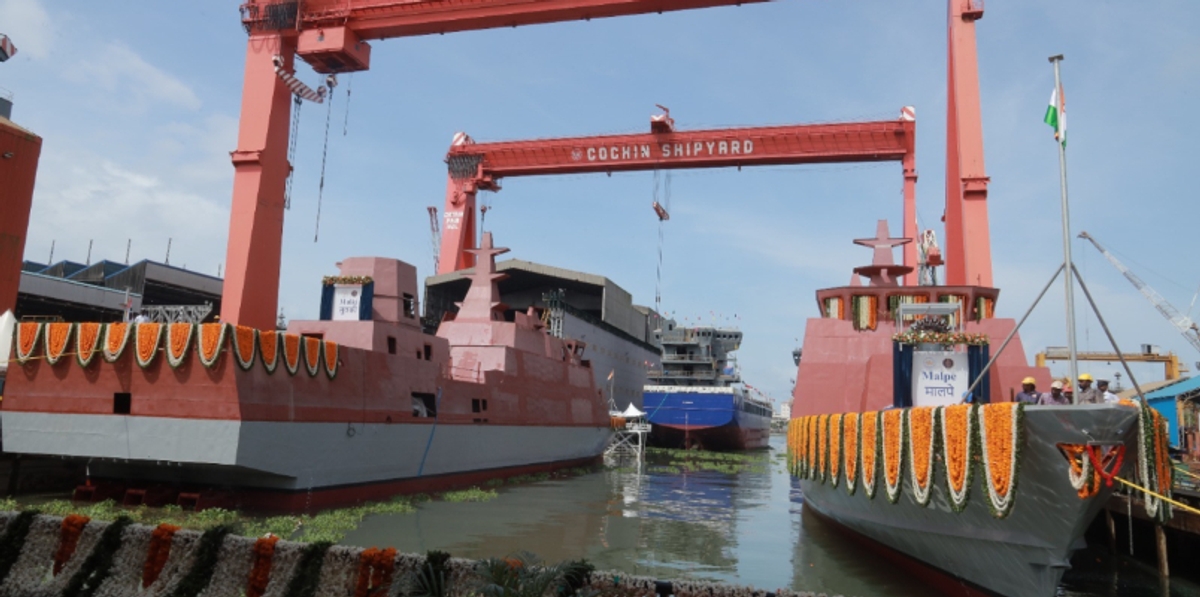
[[799, 404, 1139, 597]]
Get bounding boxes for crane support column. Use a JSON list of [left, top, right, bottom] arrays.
[[901, 107, 918, 285], [943, 0, 992, 287], [221, 33, 299, 329], [437, 175, 480, 273]]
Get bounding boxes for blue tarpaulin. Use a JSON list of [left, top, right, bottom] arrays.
[[1143, 377, 1200, 448]]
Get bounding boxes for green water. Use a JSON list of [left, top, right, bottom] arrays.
[[340, 436, 1199, 597]]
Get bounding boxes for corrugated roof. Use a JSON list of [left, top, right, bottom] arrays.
[[1144, 376, 1200, 401]]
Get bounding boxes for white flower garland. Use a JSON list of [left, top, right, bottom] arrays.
[[166, 323, 195, 369], [102, 323, 131, 363], [907, 407, 937, 507], [135, 323, 164, 369], [195, 535, 255, 597], [1067, 447, 1093, 492], [313, 545, 359, 597], [938, 404, 976, 513], [0, 515, 59, 594], [263, 540, 308, 597], [978, 402, 1023, 519], [196, 323, 228, 369], [1136, 401, 1165, 521], [14, 322, 41, 364], [303, 337, 322, 377], [42, 322, 73, 366], [91, 524, 152, 597]]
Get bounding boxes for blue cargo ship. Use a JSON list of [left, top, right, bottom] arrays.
[[643, 321, 771, 450]]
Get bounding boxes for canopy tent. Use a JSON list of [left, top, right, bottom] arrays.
[[621, 403, 646, 418]]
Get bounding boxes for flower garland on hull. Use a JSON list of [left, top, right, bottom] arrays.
[[75, 323, 102, 368], [166, 322, 193, 369], [786, 402, 1027, 516], [15, 322, 41, 364], [197, 323, 227, 368], [102, 323, 130, 363], [44, 323, 73, 366], [282, 333, 302, 376], [259, 330, 280, 374], [135, 323, 163, 368], [303, 336, 322, 377]]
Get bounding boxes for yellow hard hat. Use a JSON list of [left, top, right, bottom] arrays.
[[1022, 376, 1036, 385], [1078, 373, 1094, 382]]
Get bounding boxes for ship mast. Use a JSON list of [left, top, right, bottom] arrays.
[[1049, 54, 1080, 399]]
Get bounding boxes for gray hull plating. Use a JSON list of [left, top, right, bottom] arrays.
[[799, 405, 1139, 597], [3, 412, 611, 490]]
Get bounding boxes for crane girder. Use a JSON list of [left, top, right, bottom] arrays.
[[447, 120, 913, 179], [435, 115, 917, 274]]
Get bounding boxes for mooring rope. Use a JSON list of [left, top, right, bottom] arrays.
[[1115, 476, 1200, 517]]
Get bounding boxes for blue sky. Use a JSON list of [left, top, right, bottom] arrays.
[[2, 0, 1197, 404]]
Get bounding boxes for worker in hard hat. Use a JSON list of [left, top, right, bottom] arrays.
[[1076, 373, 1102, 404], [1064, 384, 1075, 403], [1015, 377, 1044, 404], [1043, 380, 1070, 405]]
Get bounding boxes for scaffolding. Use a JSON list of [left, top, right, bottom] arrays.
[[604, 418, 650, 461]]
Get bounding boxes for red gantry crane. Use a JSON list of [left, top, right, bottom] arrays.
[[222, 0, 768, 330], [436, 108, 918, 275], [219, 0, 996, 329]]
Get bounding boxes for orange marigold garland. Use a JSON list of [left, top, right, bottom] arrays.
[[303, 336, 322, 377], [135, 322, 163, 368], [881, 409, 906, 503], [53, 514, 91, 575], [355, 546, 398, 597], [259, 330, 280, 374], [816, 414, 828, 483], [165, 323, 194, 369], [860, 411, 880, 498], [75, 322, 102, 368], [197, 323, 227, 368], [15, 321, 41, 364], [246, 534, 281, 597], [806, 415, 818, 480], [907, 406, 938, 507], [829, 414, 843, 488], [790, 418, 804, 477], [323, 340, 339, 379], [43, 322, 73, 366], [1138, 401, 1174, 522], [142, 523, 180, 588], [939, 404, 976, 512], [843, 413, 859, 495], [102, 322, 130, 363], [233, 325, 257, 371], [282, 333, 302, 376], [978, 401, 1024, 518]]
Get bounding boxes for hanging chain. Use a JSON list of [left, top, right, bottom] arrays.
[[342, 73, 353, 136], [314, 75, 337, 242], [284, 95, 302, 209], [653, 170, 664, 314]]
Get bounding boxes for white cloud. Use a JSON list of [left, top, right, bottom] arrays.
[[62, 42, 201, 112], [0, 0, 54, 60]]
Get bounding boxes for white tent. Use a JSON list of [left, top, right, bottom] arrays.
[[621, 403, 646, 418], [0, 310, 14, 374]]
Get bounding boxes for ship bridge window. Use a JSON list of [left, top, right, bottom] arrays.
[[404, 294, 416, 319]]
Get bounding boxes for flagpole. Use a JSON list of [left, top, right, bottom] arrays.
[[1049, 54, 1079, 401]]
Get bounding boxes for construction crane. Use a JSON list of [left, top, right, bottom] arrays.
[[220, 0, 768, 329], [437, 107, 917, 274], [1036, 347, 1188, 381], [1078, 231, 1200, 354]]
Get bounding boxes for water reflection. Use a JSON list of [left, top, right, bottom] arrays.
[[340, 436, 1199, 596]]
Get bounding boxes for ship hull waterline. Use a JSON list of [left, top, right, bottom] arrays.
[[796, 404, 1139, 597]]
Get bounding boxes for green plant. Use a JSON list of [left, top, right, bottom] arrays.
[[442, 487, 498, 503], [474, 552, 563, 597], [408, 550, 453, 597]]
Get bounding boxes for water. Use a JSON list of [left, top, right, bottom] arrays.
[[341, 436, 1199, 597]]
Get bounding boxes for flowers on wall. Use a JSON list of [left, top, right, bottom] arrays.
[[43, 323, 73, 366]]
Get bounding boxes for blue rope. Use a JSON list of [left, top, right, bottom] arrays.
[[416, 387, 442, 477]]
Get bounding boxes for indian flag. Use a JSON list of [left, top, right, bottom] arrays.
[[1044, 86, 1066, 147]]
